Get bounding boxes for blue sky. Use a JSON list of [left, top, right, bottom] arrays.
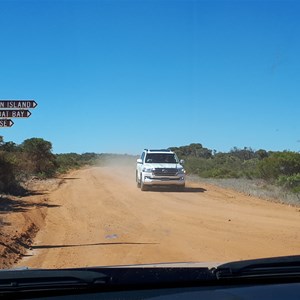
[[0, 0, 299, 154]]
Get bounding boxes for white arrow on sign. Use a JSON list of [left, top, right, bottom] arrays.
[[0, 119, 14, 127]]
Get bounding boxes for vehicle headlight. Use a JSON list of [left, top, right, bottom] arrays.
[[178, 168, 186, 174], [142, 167, 153, 173]]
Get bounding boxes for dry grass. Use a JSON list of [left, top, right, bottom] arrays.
[[188, 175, 300, 207]]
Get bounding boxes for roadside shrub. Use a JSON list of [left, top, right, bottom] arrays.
[[277, 174, 300, 193], [0, 152, 17, 193], [21, 138, 57, 177], [258, 152, 300, 180], [56, 153, 82, 173], [200, 167, 239, 178]]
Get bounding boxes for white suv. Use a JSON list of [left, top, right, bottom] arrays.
[[136, 149, 186, 191]]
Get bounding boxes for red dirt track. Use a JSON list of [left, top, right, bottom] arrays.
[[2, 166, 300, 269]]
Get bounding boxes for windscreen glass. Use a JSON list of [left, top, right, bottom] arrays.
[[145, 154, 178, 164], [0, 0, 300, 271]]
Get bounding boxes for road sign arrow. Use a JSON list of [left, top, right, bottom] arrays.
[[0, 119, 14, 127], [0, 110, 32, 118]]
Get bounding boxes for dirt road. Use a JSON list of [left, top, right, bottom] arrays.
[[17, 166, 300, 269]]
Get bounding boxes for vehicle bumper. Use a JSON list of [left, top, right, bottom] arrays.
[[142, 175, 185, 186]]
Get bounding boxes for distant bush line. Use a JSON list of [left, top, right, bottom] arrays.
[[0, 137, 299, 195], [0, 136, 134, 194], [170, 143, 300, 194]]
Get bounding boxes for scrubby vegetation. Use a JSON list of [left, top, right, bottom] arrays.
[[0, 136, 299, 196], [0, 136, 137, 194], [0, 137, 79, 193], [170, 143, 300, 194]]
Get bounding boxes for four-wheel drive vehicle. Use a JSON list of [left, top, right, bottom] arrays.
[[136, 149, 186, 191]]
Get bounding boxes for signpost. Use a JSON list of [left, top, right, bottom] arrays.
[[0, 100, 38, 128], [0, 100, 38, 109], [0, 110, 31, 118], [0, 119, 14, 128]]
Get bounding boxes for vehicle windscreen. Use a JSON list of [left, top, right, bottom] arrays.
[[0, 0, 300, 275], [145, 153, 178, 164]]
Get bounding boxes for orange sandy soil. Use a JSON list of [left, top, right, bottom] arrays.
[[1, 166, 300, 269], [0, 178, 61, 268]]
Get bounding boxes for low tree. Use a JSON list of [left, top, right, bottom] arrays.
[[170, 143, 212, 159], [230, 147, 256, 161], [21, 138, 57, 177]]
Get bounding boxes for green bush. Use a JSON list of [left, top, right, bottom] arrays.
[[200, 167, 239, 178], [258, 152, 300, 180], [277, 174, 300, 193], [0, 152, 17, 193], [21, 138, 57, 177], [56, 153, 82, 173]]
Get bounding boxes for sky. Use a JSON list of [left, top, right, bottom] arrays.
[[0, 0, 299, 155]]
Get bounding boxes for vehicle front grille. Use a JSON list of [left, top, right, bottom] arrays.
[[153, 168, 178, 176]]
